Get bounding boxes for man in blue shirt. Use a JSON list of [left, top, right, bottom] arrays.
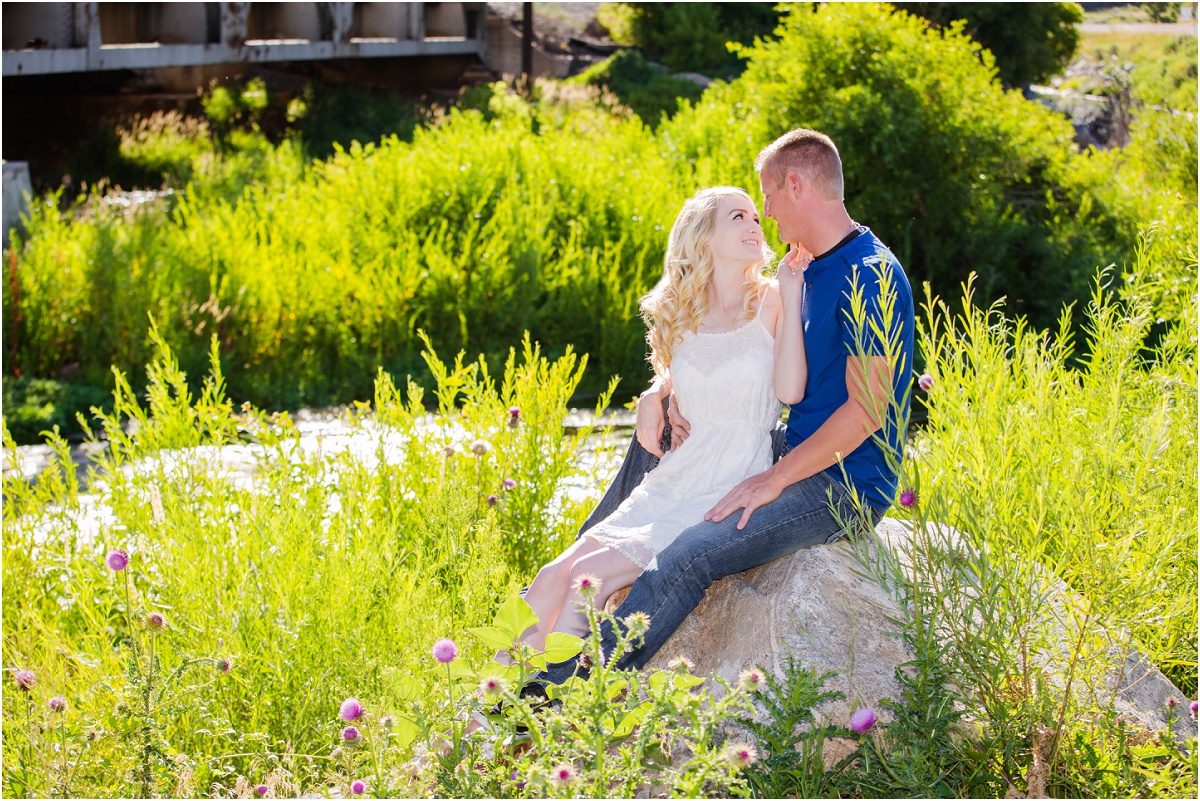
[[544, 128, 916, 681]]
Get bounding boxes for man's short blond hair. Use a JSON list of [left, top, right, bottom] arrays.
[[754, 128, 844, 202]]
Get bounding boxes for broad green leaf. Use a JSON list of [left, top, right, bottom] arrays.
[[671, 673, 705, 690], [466, 626, 514, 652], [613, 704, 649, 739], [389, 715, 421, 751], [605, 676, 630, 701], [390, 674, 423, 702], [492, 595, 540, 641], [479, 659, 525, 683], [447, 659, 477, 678], [542, 632, 584, 663]]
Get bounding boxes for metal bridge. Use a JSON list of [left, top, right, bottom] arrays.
[[3, 2, 488, 77]]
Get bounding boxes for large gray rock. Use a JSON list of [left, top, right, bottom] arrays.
[[626, 518, 1194, 759]]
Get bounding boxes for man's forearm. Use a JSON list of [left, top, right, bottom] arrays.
[[766, 401, 878, 489]]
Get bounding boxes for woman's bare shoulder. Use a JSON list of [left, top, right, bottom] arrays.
[[758, 281, 782, 329]]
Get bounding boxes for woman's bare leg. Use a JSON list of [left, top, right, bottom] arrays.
[[553, 545, 644, 639], [504, 536, 606, 659]]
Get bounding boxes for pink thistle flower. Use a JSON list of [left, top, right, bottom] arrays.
[[13, 669, 36, 691], [479, 675, 506, 700], [486, 494, 499, 507], [431, 639, 457, 664], [339, 698, 363, 721], [850, 707, 876, 733], [1166, 697, 1178, 709], [550, 763, 575, 784], [105, 549, 129, 571], [342, 725, 360, 742], [215, 657, 233, 674], [725, 742, 758, 769], [1191, 701, 1198, 718], [898, 489, 919, 508], [667, 655, 694, 673], [351, 780, 365, 794], [918, 374, 934, 391], [146, 611, 166, 631], [572, 573, 601, 599], [49, 696, 67, 712], [738, 668, 766, 693], [507, 407, 521, 427], [502, 478, 517, 490], [254, 784, 268, 797]]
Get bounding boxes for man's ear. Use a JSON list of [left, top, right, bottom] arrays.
[[786, 171, 803, 196]]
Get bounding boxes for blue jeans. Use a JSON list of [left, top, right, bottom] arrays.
[[543, 422, 882, 683]]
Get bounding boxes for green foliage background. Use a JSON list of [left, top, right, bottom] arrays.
[[6, 3, 1193, 433]]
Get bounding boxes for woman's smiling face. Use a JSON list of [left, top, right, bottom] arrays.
[[707, 195, 765, 269]]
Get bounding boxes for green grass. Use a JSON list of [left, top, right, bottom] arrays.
[[3, 274, 1195, 797]]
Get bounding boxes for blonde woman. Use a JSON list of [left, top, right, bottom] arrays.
[[514, 186, 809, 652]]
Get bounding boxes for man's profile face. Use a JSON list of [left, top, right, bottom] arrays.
[[759, 167, 801, 247]]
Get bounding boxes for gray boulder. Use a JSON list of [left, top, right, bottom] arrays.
[[615, 518, 1194, 763]]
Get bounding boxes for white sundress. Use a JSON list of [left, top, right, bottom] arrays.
[[585, 316, 782, 568]]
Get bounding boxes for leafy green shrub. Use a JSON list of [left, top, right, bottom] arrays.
[[598, 2, 782, 77], [911, 272, 1197, 697], [290, 82, 431, 160], [1, 376, 111, 444], [895, 2, 1083, 87], [658, 2, 1133, 330], [572, 50, 705, 128], [116, 111, 212, 188]]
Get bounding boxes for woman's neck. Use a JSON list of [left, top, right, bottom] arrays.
[[707, 262, 746, 315]]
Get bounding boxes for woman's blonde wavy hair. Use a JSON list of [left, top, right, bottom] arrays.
[[641, 187, 775, 378]]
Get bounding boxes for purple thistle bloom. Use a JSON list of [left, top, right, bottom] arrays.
[[432, 638, 457, 663], [551, 764, 575, 784], [850, 707, 876, 733], [255, 785, 269, 797], [48, 696, 67, 712], [351, 780, 366, 794], [573, 573, 601, 599], [486, 494, 499, 507], [215, 657, 233, 674], [1191, 701, 1198, 718], [13, 669, 36, 691], [507, 406, 521, 427], [105, 549, 129, 572], [339, 697, 363, 722], [898, 489, 919, 508], [502, 478, 517, 490], [725, 742, 758, 769], [918, 373, 934, 392], [146, 611, 166, 630], [738, 668, 765, 693], [1166, 696, 1178, 709], [342, 725, 360, 742]]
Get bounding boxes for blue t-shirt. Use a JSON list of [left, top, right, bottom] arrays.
[[784, 227, 915, 510]]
